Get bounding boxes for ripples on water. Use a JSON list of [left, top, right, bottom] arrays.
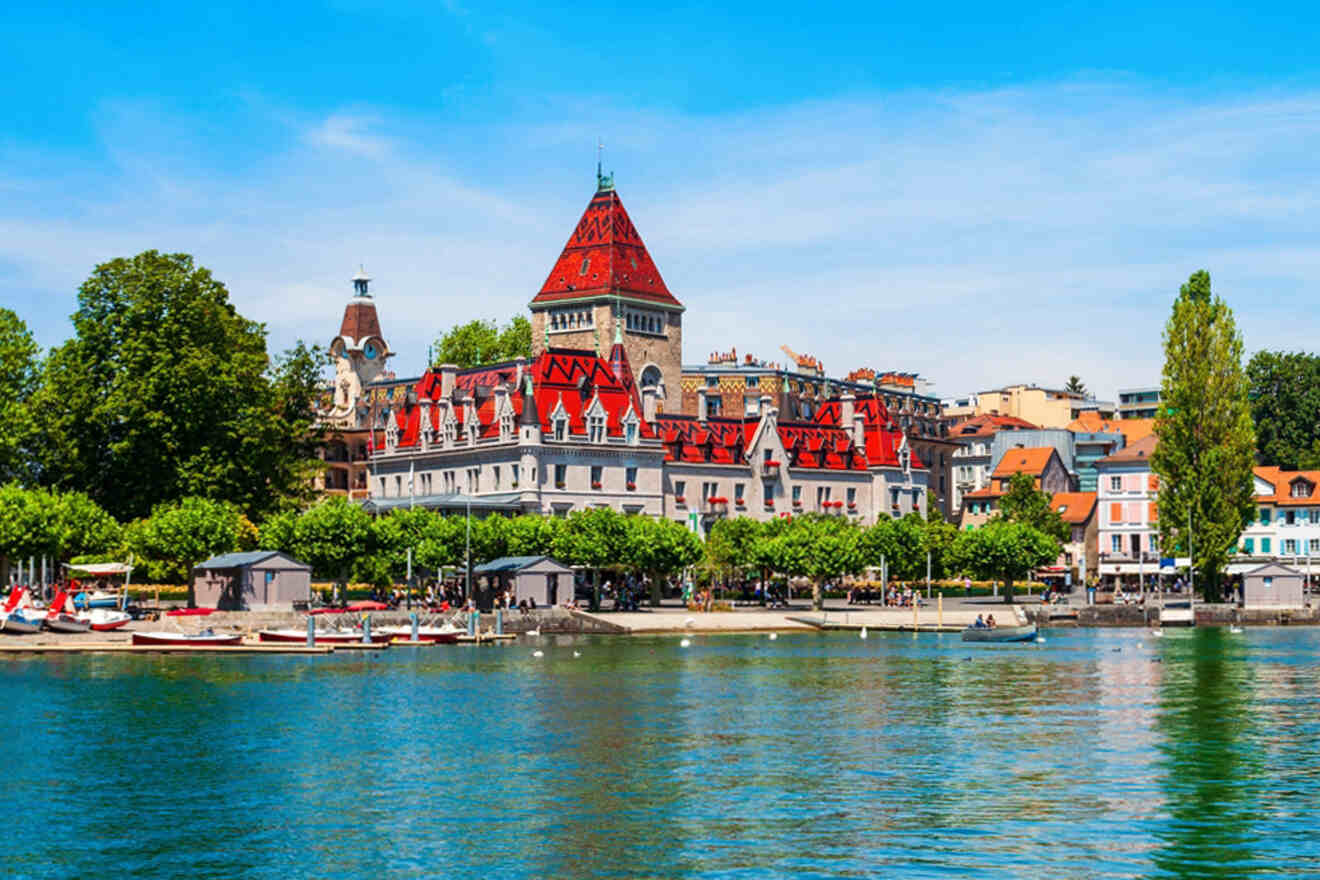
[[3, 628, 1319, 879]]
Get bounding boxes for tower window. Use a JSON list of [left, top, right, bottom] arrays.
[[579, 257, 590, 276]]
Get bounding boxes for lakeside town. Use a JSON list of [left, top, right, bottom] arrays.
[[0, 171, 1314, 641]]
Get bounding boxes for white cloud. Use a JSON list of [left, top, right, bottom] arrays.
[[2, 80, 1319, 404]]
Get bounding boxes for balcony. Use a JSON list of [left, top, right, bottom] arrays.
[[703, 496, 730, 516]]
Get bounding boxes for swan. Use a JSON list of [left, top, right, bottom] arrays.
[[684, 617, 696, 628], [679, 638, 691, 647], [532, 650, 544, 658], [572, 651, 581, 658], [526, 627, 540, 637], [1151, 628, 1164, 638], [859, 626, 868, 640], [768, 632, 778, 641], [1228, 625, 1244, 634]]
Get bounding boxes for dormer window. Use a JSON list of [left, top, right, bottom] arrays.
[[625, 419, 638, 446], [444, 418, 457, 447], [554, 416, 568, 442], [500, 411, 513, 442], [466, 421, 477, 446], [588, 413, 607, 444], [1291, 480, 1313, 499]]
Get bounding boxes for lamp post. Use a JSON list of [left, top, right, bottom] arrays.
[[465, 494, 473, 605]]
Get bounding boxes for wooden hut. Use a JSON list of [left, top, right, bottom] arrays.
[[1242, 562, 1305, 609], [472, 556, 574, 609], [192, 551, 312, 611]]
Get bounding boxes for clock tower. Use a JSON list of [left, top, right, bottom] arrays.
[[326, 266, 392, 428]]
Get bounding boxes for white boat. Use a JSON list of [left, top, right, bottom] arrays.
[[1, 610, 43, 635], [78, 609, 132, 631], [45, 614, 91, 634], [377, 622, 466, 644], [257, 627, 392, 644]]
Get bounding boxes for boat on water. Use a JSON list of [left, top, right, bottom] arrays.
[[132, 631, 244, 647], [378, 622, 465, 644], [257, 628, 392, 644], [961, 623, 1039, 643]]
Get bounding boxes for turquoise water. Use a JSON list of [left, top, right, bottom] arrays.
[[4, 628, 1320, 879]]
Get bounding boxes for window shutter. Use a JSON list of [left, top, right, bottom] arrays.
[[1110, 502, 1123, 523]]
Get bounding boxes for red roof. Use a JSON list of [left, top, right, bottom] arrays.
[[1051, 491, 1097, 524], [951, 414, 1038, 439], [376, 346, 656, 450], [1254, 466, 1320, 507], [338, 300, 383, 344], [531, 188, 681, 309]]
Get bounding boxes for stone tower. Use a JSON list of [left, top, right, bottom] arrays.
[[528, 174, 684, 409], [326, 267, 392, 427]]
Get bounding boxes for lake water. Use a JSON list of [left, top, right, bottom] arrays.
[[4, 627, 1320, 879]]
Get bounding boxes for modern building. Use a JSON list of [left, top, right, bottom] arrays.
[[1094, 434, 1161, 585], [949, 414, 1039, 513], [943, 384, 1115, 430], [365, 178, 929, 533], [958, 446, 1073, 530], [1117, 386, 1163, 420]]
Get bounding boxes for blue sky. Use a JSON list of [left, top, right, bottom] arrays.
[[5, 1, 1320, 400]]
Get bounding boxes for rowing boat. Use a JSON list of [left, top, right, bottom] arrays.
[[961, 623, 1039, 643]]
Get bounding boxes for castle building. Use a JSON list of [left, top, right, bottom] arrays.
[[314, 268, 394, 500], [528, 172, 684, 409], [366, 178, 928, 529]]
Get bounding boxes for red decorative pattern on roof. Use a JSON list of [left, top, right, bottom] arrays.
[[655, 416, 754, 464], [531, 189, 681, 308]]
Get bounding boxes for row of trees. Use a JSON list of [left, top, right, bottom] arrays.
[[2, 484, 1065, 607], [0, 251, 325, 523]]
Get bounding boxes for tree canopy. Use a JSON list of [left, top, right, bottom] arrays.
[[122, 496, 256, 589], [996, 472, 1068, 542], [31, 251, 323, 522], [1246, 350, 1320, 470], [1064, 375, 1087, 396], [947, 519, 1059, 602], [0, 309, 40, 484], [1151, 270, 1256, 599], [431, 316, 532, 368]]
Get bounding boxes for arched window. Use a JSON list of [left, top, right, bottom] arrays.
[[640, 365, 662, 389]]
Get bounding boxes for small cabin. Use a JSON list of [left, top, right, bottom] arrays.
[[192, 551, 313, 611], [1242, 562, 1305, 609], [472, 556, 574, 610]]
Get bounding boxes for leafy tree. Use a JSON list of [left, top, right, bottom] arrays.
[[1246, 350, 1320, 469], [0, 484, 50, 582], [123, 497, 255, 597], [0, 309, 39, 484], [1065, 376, 1087, 396], [554, 508, 629, 611], [996, 472, 1068, 542], [1151, 271, 1256, 599], [0, 486, 121, 584], [627, 516, 703, 605], [763, 515, 863, 610], [702, 516, 762, 586], [279, 497, 374, 588], [926, 490, 944, 523], [859, 516, 925, 580], [32, 251, 323, 521], [947, 519, 1058, 603], [921, 516, 959, 580], [431, 316, 533, 368], [505, 515, 561, 558]]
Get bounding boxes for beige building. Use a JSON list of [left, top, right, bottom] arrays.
[[944, 384, 1115, 430]]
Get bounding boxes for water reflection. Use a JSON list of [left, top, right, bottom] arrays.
[[3, 629, 1320, 879]]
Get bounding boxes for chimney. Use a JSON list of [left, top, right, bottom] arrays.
[[697, 388, 708, 423], [493, 383, 509, 418], [418, 397, 433, 450], [643, 385, 658, 423], [840, 391, 855, 430], [440, 363, 457, 400], [853, 413, 866, 449], [759, 393, 772, 416], [514, 356, 527, 388]]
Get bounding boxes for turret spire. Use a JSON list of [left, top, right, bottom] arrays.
[[351, 265, 371, 298]]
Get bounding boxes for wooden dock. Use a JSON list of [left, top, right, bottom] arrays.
[[0, 641, 335, 655], [456, 632, 517, 644]]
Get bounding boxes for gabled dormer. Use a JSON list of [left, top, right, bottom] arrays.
[[549, 394, 571, 442], [584, 392, 608, 444], [1290, 476, 1315, 499], [621, 403, 641, 446]]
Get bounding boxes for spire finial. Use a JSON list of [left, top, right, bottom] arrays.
[[614, 294, 623, 344], [352, 264, 371, 297], [596, 138, 613, 192]]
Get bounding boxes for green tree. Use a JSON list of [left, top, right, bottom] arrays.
[[764, 515, 863, 610], [32, 251, 322, 521], [628, 516, 703, 605], [505, 515, 561, 558], [859, 515, 925, 580], [922, 516, 959, 580], [1246, 350, 1320, 469], [431, 316, 533, 368], [996, 472, 1068, 542], [0, 309, 40, 484], [284, 497, 374, 588], [46, 490, 121, 563], [702, 516, 762, 594], [948, 519, 1059, 603], [554, 507, 629, 611], [1065, 375, 1087, 396], [0, 484, 50, 582], [123, 497, 255, 597], [1151, 271, 1256, 599]]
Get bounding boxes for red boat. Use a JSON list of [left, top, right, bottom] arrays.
[[257, 628, 391, 644], [81, 608, 131, 631], [131, 631, 243, 647], [166, 607, 215, 617]]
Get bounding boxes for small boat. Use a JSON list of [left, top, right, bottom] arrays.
[[257, 628, 391, 644], [80, 609, 132, 631], [1, 610, 43, 635], [43, 591, 92, 633], [378, 623, 465, 644], [131, 630, 243, 647], [961, 623, 1039, 643]]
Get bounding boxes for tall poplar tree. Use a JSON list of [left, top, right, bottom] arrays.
[[1151, 271, 1255, 599]]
